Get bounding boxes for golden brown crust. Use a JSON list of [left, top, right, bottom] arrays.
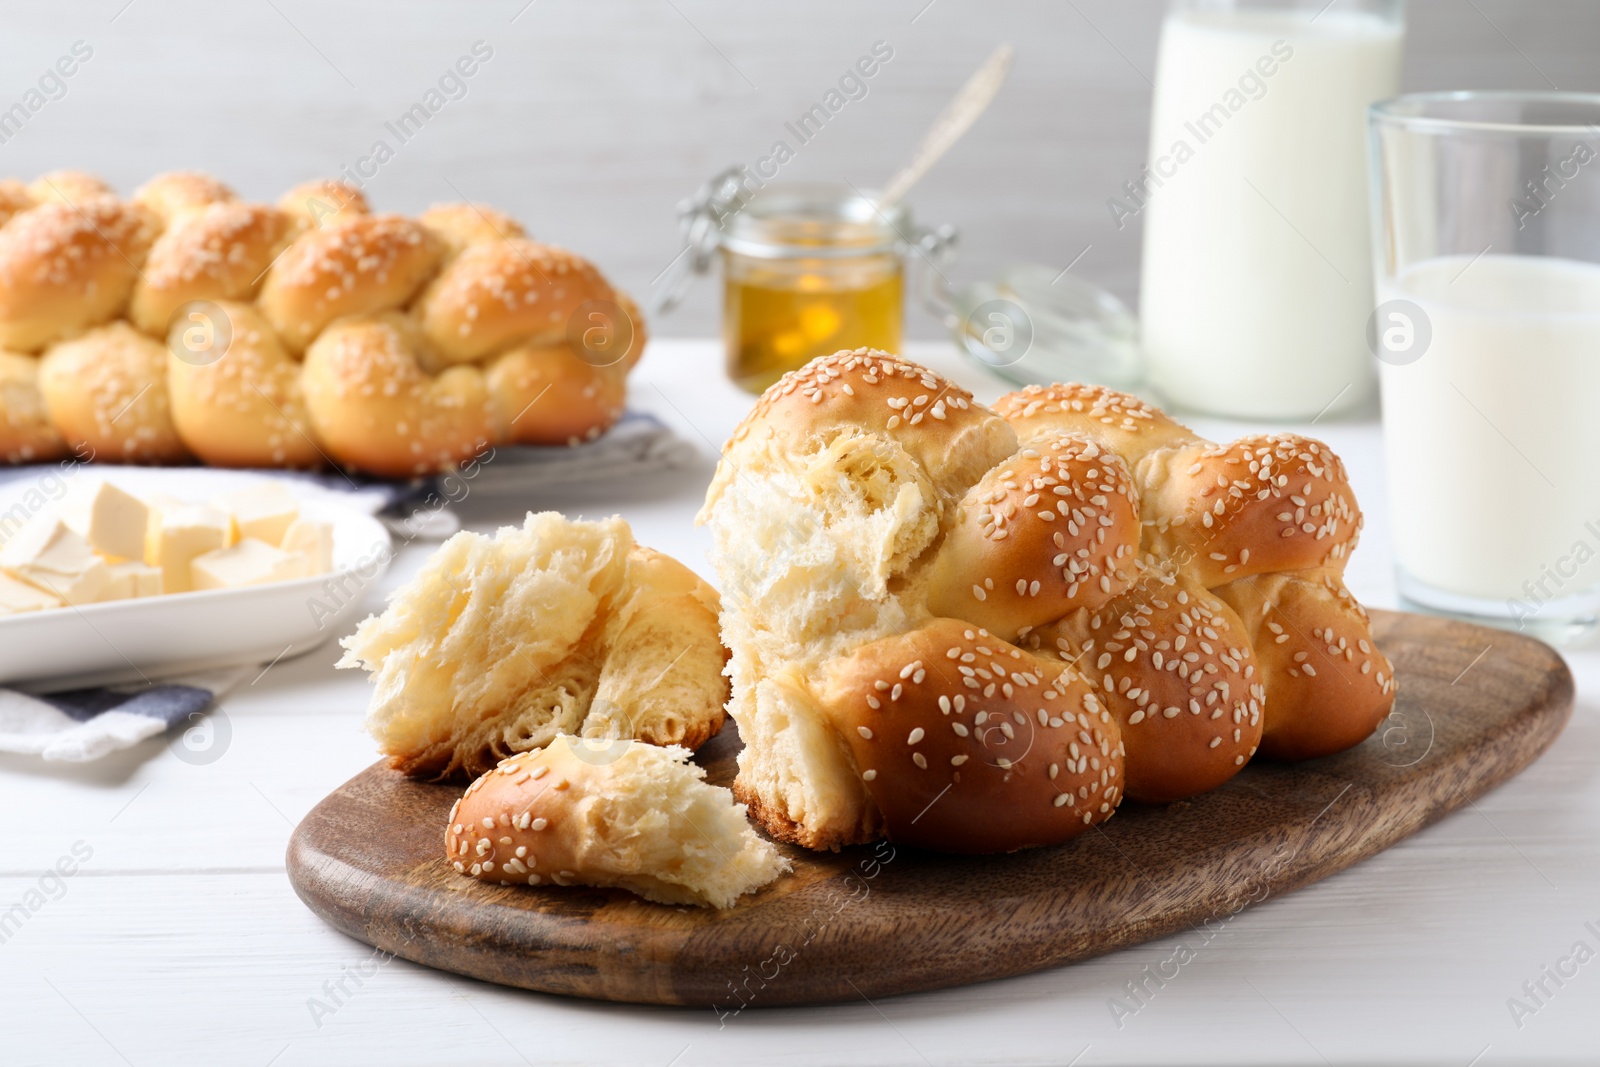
[[0, 199, 160, 352], [277, 179, 370, 229], [0, 181, 36, 229], [1139, 434, 1362, 587], [419, 201, 526, 259], [444, 740, 787, 907], [485, 344, 626, 447], [165, 301, 322, 468], [1215, 571, 1394, 761], [816, 618, 1123, 853], [415, 239, 616, 364], [26, 171, 116, 208], [129, 202, 296, 334], [704, 348, 1018, 519], [730, 777, 840, 851], [1030, 575, 1263, 802], [301, 312, 492, 478], [38, 322, 188, 464], [996, 387, 1384, 768], [0, 350, 67, 464], [994, 382, 1200, 467], [614, 290, 648, 372], [708, 352, 1395, 854], [447, 749, 586, 888], [259, 213, 442, 352], [927, 430, 1141, 639], [131, 171, 236, 223], [0, 173, 640, 471]]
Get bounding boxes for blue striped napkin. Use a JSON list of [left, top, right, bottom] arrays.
[[0, 667, 248, 762]]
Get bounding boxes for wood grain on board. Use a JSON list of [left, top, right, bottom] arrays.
[[287, 609, 1572, 1008]]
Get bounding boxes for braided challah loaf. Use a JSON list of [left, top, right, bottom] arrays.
[[0, 170, 645, 476], [699, 350, 1395, 854], [0, 350, 64, 463]]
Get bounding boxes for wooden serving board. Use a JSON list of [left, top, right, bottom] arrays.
[[287, 610, 1572, 1008]]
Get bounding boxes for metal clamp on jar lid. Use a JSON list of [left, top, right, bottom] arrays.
[[656, 168, 954, 393]]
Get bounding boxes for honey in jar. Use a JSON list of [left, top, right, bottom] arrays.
[[717, 185, 909, 393]]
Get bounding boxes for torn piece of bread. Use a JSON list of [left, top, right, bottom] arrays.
[[340, 512, 728, 780], [446, 736, 789, 908]]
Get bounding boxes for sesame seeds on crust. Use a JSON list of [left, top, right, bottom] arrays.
[[929, 429, 1143, 635], [994, 381, 1166, 432], [723, 349, 984, 455], [1029, 575, 1265, 802], [827, 619, 1124, 853], [704, 351, 1395, 853], [446, 749, 555, 886]]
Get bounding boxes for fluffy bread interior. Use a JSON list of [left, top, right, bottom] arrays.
[[702, 434, 938, 850], [703, 423, 1020, 849], [341, 512, 727, 779]]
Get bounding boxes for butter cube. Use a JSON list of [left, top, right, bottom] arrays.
[[104, 560, 164, 600], [191, 538, 300, 590], [0, 571, 64, 615], [149, 504, 231, 593], [280, 518, 334, 577], [143, 492, 188, 559], [59, 481, 149, 562], [211, 482, 300, 546], [0, 516, 110, 605]]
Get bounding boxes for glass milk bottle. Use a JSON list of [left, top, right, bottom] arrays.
[[1137, 0, 1404, 419]]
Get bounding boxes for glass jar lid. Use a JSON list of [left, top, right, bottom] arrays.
[[654, 167, 935, 314], [719, 184, 909, 259]]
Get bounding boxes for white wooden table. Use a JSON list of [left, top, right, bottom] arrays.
[[2, 340, 1594, 1067]]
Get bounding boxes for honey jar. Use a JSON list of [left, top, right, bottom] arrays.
[[660, 171, 954, 393], [719, 186, 908, 392]]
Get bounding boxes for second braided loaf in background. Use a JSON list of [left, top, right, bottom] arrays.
[[0, 169, 646, 476]]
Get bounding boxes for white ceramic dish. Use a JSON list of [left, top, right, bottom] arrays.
[[0, 467, 392, 690]]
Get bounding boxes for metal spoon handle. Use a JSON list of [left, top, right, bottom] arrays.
[[877, 44, 1014, 212]]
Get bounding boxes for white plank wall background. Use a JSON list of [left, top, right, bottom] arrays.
[[2, 0, 1596, 340], [2, 4, 1600, 1066]]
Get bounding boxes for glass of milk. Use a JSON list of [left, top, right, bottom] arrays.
[[1139, 0, 1404, 419], [1370, 91, 1600, 640]]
